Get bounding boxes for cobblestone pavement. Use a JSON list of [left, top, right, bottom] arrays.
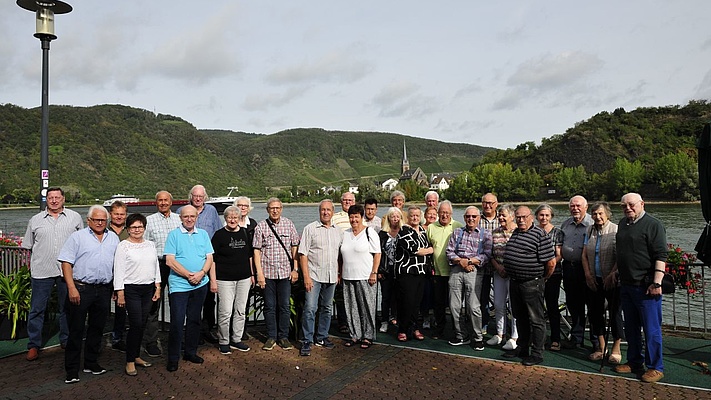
[[1, 331, 709, 400]]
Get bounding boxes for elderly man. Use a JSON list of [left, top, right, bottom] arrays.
[[107, 201, 129, 352], [424, 191, 439, 208], [446, 206, 492, 350], [22, 187, 83, 361], [503, 206, 556, 366], [614, 193, 668, 383], [178, 185, 222, 343], [331, 192, 355, 230], [164, 205, 214, 372], [253, 198, 300, 351], [143, 190, 182, 357], [298, 199, 344, 356], [364, 198, 382, 232], [478, 193, 498, 338], [426, 200, 463, 339], [560, 195, 594, 349], [59, 205, 119, 383]]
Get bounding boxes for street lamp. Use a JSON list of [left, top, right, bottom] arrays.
[[16, 0, 73, 211]]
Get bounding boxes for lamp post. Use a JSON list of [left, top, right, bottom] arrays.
[[16, 0, 73, 211]]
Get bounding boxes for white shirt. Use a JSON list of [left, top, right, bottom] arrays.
[[340, 227, 381, 280]]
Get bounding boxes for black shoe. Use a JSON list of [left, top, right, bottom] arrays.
[[183, 354, 204, 364], [111, 341, 126, 353], [561, 339, 579, 349], [166, 361, 179, 372], [473, 340, 485, 351], [64, 374, 80, 384], [82, 364, 107, 375], [503, 350, 528, 359], [203, 331, 219, 344], [145, 344, 162, 357], [522, 356, 544, 366]]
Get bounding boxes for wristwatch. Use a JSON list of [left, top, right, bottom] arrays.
[[651, 282, 662, 288]]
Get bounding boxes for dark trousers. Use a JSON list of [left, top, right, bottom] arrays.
[[586, 278, 625, 339], [65, 283, 112, 375], [562, 262, 588, 345], [202, 291, 216, 332], [168, 285, 208, 363], [397, 273, 425, 335], [144, 258, 170, 347], [112, 301, 127, 344], [419, 275, 434, 321], [379, 274, 397, 323], [264, 278, 291, 340], [544, 273, 562, 343], [432, 275, 449, 335], [124, 284, 155, 362], [510, 278, 546, 359]]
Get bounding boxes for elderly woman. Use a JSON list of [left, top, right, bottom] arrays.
[[211, 206, 254, 354], [340, 204, 382, 349], [582, 202, 624, 363], [535, 204, 564, 351], [423, 206, 438, 229], [233, 196, 257, 241], [395, 206, 434, 342], [114, 213, 161, 376], [377, 207, 403, 333], [487, 204, 519, 350]]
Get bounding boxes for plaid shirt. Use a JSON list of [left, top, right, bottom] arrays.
[[253, 217, 300, 279], [145, 211, 182, 257]]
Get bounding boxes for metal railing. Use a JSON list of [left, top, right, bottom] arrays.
[[666, 262, 709, 335], [0, 245, 30, 276]]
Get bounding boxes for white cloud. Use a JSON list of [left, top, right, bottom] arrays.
[[371, 81, 438, 119], [242, 86, 310, 111], [265, 44, 373, 85], [508, 51, 604, 92]]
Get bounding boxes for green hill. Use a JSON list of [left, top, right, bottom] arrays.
[[0, 104, 492, 202]]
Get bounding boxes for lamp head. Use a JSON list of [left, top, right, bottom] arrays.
[[17, 0, 73, 40]]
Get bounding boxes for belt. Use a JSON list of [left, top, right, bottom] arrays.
[[510, 277, 541, 283], [74, 280, 111, 286], [562, 260, 582, 267]]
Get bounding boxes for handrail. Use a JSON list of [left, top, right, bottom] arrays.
[[0, 246, 30, 276]]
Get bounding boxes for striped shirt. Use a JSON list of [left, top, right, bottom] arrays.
[[253, 217, 300, 279], [22, 208, 83, 279], [503, 225, 555, 281], [445, 226, 492, 267], [298, 221, 343, 283], [145, 211, 181, 257]]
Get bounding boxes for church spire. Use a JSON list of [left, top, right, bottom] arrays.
[[401, 140, 410, 174]]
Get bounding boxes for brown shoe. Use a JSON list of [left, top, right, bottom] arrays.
[[641, 369, 664, 383], [26, 347, 39, 361], [614, 362, 645, 374]]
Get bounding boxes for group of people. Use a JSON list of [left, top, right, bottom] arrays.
[[20, 185, 669, 384]]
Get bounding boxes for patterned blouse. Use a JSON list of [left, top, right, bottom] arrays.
[[491, 226, 513, 265], [396, 225, 432, 276]]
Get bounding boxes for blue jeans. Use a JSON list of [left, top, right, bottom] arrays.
[[264, 278, 292, 340], [168, 285, 208, 363], [301, 281, 336, 343], [620, 284, 664, 371], [28, 276, 68, 349], [510, 278, 546, 359]]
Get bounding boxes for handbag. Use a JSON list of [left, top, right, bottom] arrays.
[[661, 273, 675, 294]]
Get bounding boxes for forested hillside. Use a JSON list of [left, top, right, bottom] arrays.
[[0, 104, 491, 203]]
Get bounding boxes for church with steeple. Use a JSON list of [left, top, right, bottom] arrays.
[[398, 140, 428, 186]]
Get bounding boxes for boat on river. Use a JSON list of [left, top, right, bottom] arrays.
[[102, 187, 238, 214]]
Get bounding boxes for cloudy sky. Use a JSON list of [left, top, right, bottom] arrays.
[[2, 1, 710, 149]]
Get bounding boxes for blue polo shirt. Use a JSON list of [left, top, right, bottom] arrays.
[[58, 227, 119, 284], [164, 226, 214, 293]]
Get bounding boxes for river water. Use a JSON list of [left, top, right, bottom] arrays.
[[1, 203, 708, 330]]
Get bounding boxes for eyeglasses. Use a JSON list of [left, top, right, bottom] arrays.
[[88, 218, 107, 224], [236, 204, 250, 208], [128, 225, 145, 230], [464, 215, 480, 219], [515, 214, 531, 220], [482, 201, 497, 206], [267, 207, 282, 211], [620, 201, 640, 209]]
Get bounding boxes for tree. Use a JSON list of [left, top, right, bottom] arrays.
[[444, 172, 476, 203], [553, 166, 589, 199], [652, 152, 699, 200], [398, 180, 427, 204], [609, 158, 645, 196]]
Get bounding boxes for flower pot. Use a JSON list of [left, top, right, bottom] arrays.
[[0, 315, 28, 340]]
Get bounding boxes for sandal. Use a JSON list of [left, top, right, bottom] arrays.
[[339, 325, 350, 334], [360, 339, 373, 349], [344, 339, 358, 347], [549, 342, 561, 351], [608, 353, 622, 364], [397, 333, 408, 342], [588, 351, 604, 361], [413, 330, 425, 340]]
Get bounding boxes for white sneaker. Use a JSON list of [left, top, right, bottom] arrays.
[[486, 335, 503, 346], [379, 322, 388, 333], [502, 338, 518, 351]]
